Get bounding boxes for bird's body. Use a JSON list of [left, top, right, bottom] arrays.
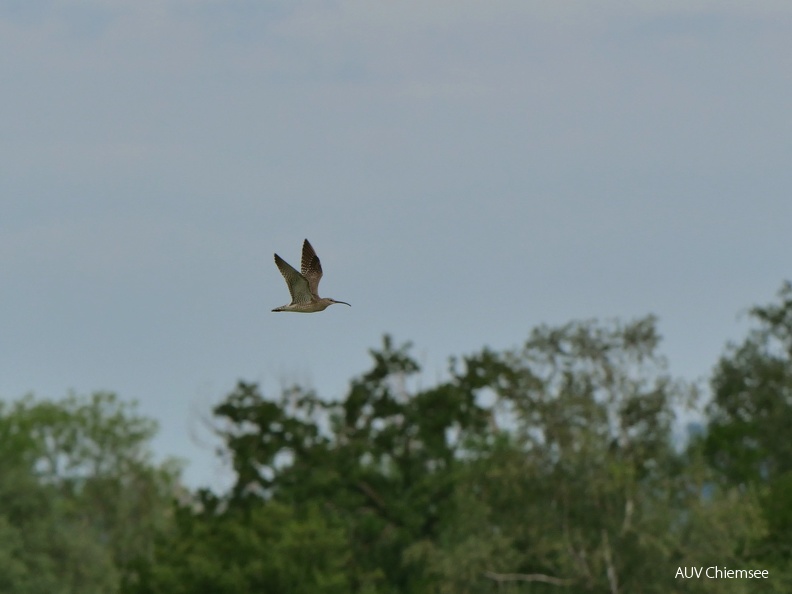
[[272, 239, 351, 313]]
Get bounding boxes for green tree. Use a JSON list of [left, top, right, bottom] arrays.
[[0, 462, 120, 594], [0, 392, 182, 594], [208, 336, 493, 592], [705, 281, 792, 484], [704, 281, 792, 578], [130, 495, 351, 594], [404, 318, 771, 593], [138, 316, 782, 593]]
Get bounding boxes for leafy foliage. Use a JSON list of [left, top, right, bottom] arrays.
[[0, 392, 181, 594], [136, 314, 786, 593], [7, 286, 792, 593], [704, 282, 792, 581]]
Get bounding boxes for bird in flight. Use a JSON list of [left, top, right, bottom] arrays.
[[272, 239, 351, 313]]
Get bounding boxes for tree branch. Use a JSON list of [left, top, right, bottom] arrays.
[[356, 480, 388, 514], [621, 496, 634, 534], [563, 521, 593, 584], [602, 529, 619, 594], [483, 571, 574, 587]]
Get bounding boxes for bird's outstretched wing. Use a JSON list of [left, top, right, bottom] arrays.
[[274, 254, 312, 304], [300, 239, 324, 296]]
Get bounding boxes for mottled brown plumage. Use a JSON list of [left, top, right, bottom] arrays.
[[272, 239, 351, 313]]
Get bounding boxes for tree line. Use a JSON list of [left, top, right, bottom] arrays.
[[2, 283, 792, 593]]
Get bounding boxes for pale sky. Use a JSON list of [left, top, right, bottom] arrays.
[[2, 1, 791, 489]]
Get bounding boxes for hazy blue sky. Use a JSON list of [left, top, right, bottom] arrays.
[[2, 1, 791, 489]]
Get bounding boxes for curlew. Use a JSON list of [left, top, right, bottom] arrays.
[[272, 239, 351, 313]]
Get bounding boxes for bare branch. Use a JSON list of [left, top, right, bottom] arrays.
[[563, 522, 593, 584], [602, 529, 619, 594], [483, 571, 574, 587], [356, 480, 388, 512], [621, 496, 634, 534]]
